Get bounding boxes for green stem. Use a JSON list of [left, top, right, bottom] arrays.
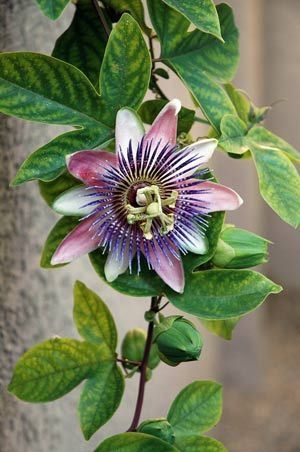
[[194, 116, 210, 125]]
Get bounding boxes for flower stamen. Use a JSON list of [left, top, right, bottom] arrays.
[[126, 185, 178, 240]]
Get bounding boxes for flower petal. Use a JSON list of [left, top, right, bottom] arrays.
[[181, 180, 243, 213], [161, 138, 218, 183], [51, 214, 100, 265], [144, 99, 181, 149], [115, 108, 145, 158], [53, 186, 100, 216], [176, 230, 208, 255], [104, 246, 132, 283], [66, 150, 118, 186], [142, 238, 184, 293]]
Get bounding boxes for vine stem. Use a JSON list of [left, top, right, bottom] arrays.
[[126, 296, 160, 432], [92, 0, 111, 38]]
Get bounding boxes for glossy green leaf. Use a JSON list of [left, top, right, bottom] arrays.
[[11, 128, 111, 184], [219, 114, 249, 155], [250, 142, 300, 228], [95, 432, 179, 451], [73, 280, 117, 350], [39, 172, 80, 206], [176, 435, 227, 452], [79, 362, 124, 439], [167, 269, 282, 319], [8, 338, 113, 402], [248, 126, 300, 163], [200, 317, 241, 340], [89, 251, 165, 297], [223, 84, 250, 125], [182, 211, 224, 272], [0, 52, 109, 128], [148, 2, 239, 131], [138, 99, 195, 134], [162, 0, 222, 40], [40, 216, 79, 268], [99, 13, 151, 125], [2, 16, 150, 184], [52, 0, 110, 86], [167, 381, 222, 437], [35, 0, 69, 19], [102, 0, 152, 35]]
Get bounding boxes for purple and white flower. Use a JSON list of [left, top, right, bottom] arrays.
[[51, 100, 243, 293]]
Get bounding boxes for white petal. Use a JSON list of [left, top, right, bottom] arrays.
[[52, 186, 99, 216], [104, 248, 130, 282], [179, 233, 209, 255], [182, 138, 217, 163], [115, 108, 145, 157], [167, 138, 218, 180]]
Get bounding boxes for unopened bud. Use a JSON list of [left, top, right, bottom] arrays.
[[137, 418, 175, 444]]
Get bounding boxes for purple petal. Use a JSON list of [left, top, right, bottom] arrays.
[[51, 215, 100, 264], [66, 150, 118, 186], [142, 238, 185, 293], [144, 99, 181, 149], [181, 180, 243, 212]]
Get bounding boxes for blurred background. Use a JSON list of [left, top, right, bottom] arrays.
[[0, 1, 299, 451]]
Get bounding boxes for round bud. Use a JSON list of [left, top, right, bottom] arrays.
[[137, 418, 175, 445], [153, 316, 203, 366], [121, 328, 160, 371]]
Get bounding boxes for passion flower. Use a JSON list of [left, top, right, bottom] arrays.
[[51, 100, 242, 292]]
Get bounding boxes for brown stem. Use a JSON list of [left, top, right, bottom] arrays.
[[127, 296, 160, 432], [92, 0, 110, 38]]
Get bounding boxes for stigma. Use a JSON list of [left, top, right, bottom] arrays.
[[126, 185, 178, 240]]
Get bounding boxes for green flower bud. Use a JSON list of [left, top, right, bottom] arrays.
[[137, 418, 175, 445], [153, 316, 203, 366], [121, 328, 160, 371], [213, 226, 269, 269]]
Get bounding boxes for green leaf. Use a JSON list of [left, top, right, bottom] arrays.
[[2, 21, 149, 184], [40, 216, 79, 268], [89, 251, 165, 297], [8, 338, 113, 402], [167, 381, 222, 437], [102, 0, 152, 35], [138, 99, 195, 134], [35, 0, 69, 19], [0, 52, 109, 128], [182, 211, 224, 272], [219, 114, 249, 155], [149, 2, 239, 131], [248, 126, 300, 163], [52, 0, 110, 86], [176, 435, 227, 452], [99, 13, 151, 126], [39, 172, 80, 206], [79, 362, 124, 440], [73, 280, 117, 350], [223, 84, 251, 125], [95, 432, 179, 451], [167, 269, 282, 320], [161, 0, 223, 41], [200, 317, 241, 341], [249, 142, 300, 228], [12, 128, 111, 184]]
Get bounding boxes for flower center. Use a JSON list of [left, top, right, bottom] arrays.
[[126, 185, 178, 240]]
